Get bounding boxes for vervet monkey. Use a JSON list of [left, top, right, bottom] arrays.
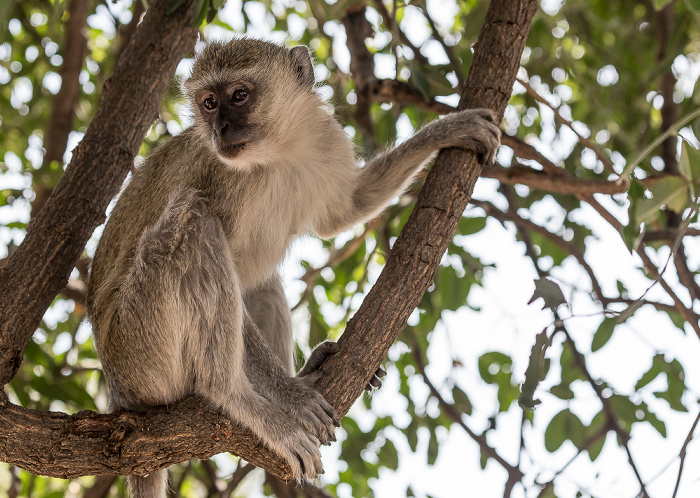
[[87, 38, 500, 497]]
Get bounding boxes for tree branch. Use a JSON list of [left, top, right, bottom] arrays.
[[317, 0, 539, 416], [672, 409, 700, 498], [343, 4, 376, 137], [0, 0, 199, 385], [517, 76, 616, 174], [32, 0, 90, 217], [480, 163, 626, 196], [406, 329, 523, 488]]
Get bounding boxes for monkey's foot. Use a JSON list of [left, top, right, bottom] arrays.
[[365, 366, 387, 392], [273, 426, 324, 480], [279, 372, 340, 446]]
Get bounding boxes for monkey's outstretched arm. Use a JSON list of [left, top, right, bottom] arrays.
[[316, 109, 500, 237]]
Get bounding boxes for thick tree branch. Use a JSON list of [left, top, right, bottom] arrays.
[[0, 0, 199, 385], [0, 0, 538, 483], [317, 0, 539, 416], [343, 3, 376, 137]]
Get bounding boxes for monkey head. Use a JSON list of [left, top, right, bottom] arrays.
[[184, 39, 318, 170]]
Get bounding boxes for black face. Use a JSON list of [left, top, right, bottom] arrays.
[[197, 81, 255, 159]]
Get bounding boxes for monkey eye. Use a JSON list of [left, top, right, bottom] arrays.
[[202, 95, 218, 111], [231, 88, 249, 104]]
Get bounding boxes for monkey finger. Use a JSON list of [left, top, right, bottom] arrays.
[[323, 403, 341, 427], [364, 365, 387, 391]]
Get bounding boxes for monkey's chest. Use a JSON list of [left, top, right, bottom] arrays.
[[225, 212, 301, 291], [218, 171, 325, 290]]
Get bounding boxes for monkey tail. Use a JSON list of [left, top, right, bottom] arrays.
[[127, 470, 168, 498]]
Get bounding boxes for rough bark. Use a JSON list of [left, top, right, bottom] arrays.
[[0, 0, 538, 483], [0, 0, 199, 385], [317, 0, 539, 417]]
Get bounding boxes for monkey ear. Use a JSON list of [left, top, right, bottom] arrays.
[[290, 45, 315, 89]]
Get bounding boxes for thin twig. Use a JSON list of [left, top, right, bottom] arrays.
[[371, 0, 431, 67], [406, 328, 524, 486], [222, 462, 256, 498], [415, 1, 465, 87], [580, 195, 700, 337], [502, 186, 651, 498], [517, 77, 616, 174], [293, 219, 381, 311], [671, 410, 700, 498], [471, 199, 606, 303]]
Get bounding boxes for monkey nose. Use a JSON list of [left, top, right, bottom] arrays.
[[217, 121, 230, 138]]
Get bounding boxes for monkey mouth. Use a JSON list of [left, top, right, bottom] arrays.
[[218, 142, 247, 157]]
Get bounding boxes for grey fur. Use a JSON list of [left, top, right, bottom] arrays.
[[87, 38, 500, 498]]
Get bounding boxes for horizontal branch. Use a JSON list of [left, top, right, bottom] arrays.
[[0, 392, 293, 479], [480, 164, 627, 196]]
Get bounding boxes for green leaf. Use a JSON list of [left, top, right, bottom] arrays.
[[550, 383, 574, 400], [587, 436, 605, 461], [609, 395, 640, 430], [591, 318, 616, 352], [641, 404, 667, 436], [479, 448, 488, 470], [545, 409, 584, 452], [458, 216, 487, 236], [478, 352, 512, 383], [635, 353, 665, 390], [519, 330, 550, 409], [527, 278, 567, 311], [406, 420, 418, 452], [654, 378, 688, 412], [377, 439, 399, 470], [427, 430, 439, 465], [635, 176, 689, 222], [452, 386, 473, 416], [478, 352, 520, 412]]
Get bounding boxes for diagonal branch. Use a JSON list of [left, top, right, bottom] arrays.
[[32, 0, 90, 217], [0, 0, 199, 385], [317, 0, 539, 417]]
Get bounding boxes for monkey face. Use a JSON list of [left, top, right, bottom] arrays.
[[195, 80, 257, 160], [184, 39, 319, 170]]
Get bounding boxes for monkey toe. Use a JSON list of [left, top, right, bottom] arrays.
[[364, 366, 387, 392], [297, 340, 339, 378]]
